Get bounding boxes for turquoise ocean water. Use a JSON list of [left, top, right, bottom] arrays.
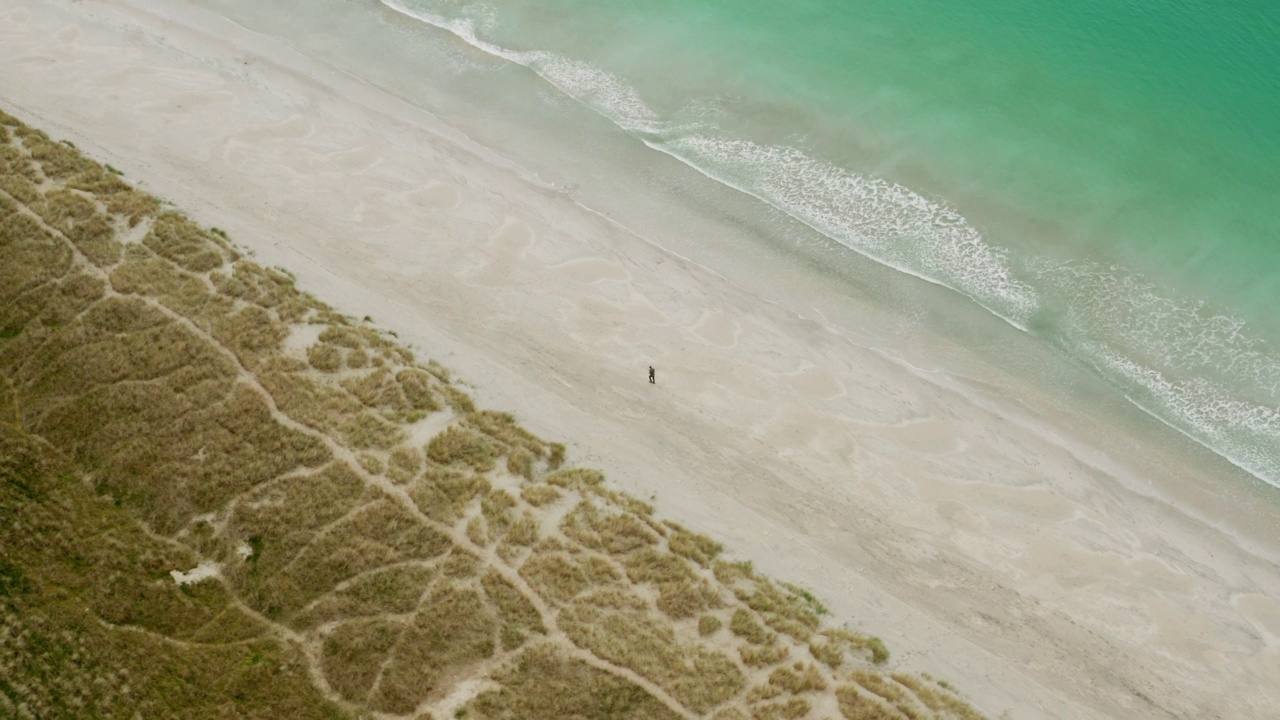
[[197, 0, 1280, 487]]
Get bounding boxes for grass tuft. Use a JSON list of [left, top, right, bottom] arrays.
[[427, 426, 501, 471], [698, 614, 723, 636], [667, 522, 724, 566], [826, 628, 890, 665], [730, 608, 774, 645], [739, 643, 789, 668], [520, 483, 562, 507], [769, 662, 827, 694]]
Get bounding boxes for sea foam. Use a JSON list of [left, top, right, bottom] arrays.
[[659, 135, 1039, 327], [383, 0, 1036, 327], [382, 0, 664, 133], [1042, 260, 1280, 483], [380, 0, 1279, 488]]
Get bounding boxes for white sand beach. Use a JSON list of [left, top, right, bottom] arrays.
[[4, 0, 1279, 717]]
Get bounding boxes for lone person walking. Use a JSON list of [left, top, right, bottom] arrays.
[[648, 366, 655, 384]]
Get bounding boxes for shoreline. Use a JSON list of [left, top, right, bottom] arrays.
[[4, 0, 1280, 717], [373, 0, 1280, 492]]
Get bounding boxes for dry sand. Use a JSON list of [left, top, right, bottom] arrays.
[[4, 0, 1280, 717]]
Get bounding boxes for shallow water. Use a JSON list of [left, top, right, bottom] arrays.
[[196, 0, 1280, 487]]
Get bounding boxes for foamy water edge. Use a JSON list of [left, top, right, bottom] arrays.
[[380, 0, 1280, 488]]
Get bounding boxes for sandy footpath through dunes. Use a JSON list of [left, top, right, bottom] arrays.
[[3, 0, 1280, 717]]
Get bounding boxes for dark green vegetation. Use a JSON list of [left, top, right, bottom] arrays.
[[0, 108, 985, 719]]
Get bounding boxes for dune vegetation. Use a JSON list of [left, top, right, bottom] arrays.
[[0, 107, 986, 720]]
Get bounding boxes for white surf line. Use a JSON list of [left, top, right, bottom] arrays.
[[388, 0, 1276, 493], [380, 0, 1037, 334]]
